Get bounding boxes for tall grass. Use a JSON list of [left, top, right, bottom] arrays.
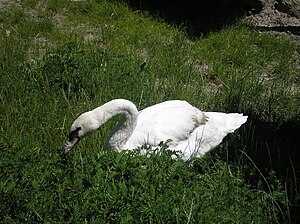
[[1, 0, 299, 223]]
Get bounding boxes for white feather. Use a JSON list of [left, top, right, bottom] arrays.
[[65, 99, 247, 160]]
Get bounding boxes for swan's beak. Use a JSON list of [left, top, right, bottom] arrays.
[[62, 137, 79, 156]]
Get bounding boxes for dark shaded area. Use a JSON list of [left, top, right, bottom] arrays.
[[226, 115, 300, 223], [121, 0, 263, 37], [256, 26, 300, 35]]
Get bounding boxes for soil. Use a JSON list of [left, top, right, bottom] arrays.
[[245, 3, 300, 42]]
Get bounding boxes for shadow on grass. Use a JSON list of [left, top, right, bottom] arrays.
[[120, 0, 263, 37], [224, 115, 300, 223]]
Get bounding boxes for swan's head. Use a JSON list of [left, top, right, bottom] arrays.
[[62, 111, 100, 156]]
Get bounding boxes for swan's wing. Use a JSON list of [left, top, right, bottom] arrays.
[[176, 112, 248, 160], [127, 100, 207, 148]]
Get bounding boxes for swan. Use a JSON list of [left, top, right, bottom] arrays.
[[62, 99, 247, 161]]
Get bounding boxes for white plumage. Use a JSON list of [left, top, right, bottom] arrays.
[[63, 99, 247, 160]]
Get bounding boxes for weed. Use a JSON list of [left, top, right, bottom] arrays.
[[0, 0, 299, 222]]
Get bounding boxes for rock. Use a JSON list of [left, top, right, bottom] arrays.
[[259, 0, 277, 7], [246, 5, 300, 27], [276, 0, 300, 18], [246, 0, 300, 28]]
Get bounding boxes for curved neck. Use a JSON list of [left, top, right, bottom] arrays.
[[92, 99, 138, 150]]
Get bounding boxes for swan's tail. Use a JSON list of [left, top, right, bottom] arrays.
[[176, 112, 248, 160], [204, 112, 248, 133]]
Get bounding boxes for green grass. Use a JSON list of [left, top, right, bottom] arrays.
[[0, 0, 299, 223], [0, 146, 284, 223]]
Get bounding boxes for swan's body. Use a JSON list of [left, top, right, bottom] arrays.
[[63, 99, 247, 160]]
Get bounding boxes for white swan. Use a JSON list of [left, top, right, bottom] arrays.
[[63, 99, 247, 161]]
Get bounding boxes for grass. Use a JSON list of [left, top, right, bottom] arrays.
[[0, 0, 299, 223], [0, 146, 283, 223]]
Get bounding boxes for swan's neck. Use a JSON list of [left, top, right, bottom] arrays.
[[92, 99, 138, 150]]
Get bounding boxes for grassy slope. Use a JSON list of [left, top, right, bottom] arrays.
[[0, 0, 299, 223]]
